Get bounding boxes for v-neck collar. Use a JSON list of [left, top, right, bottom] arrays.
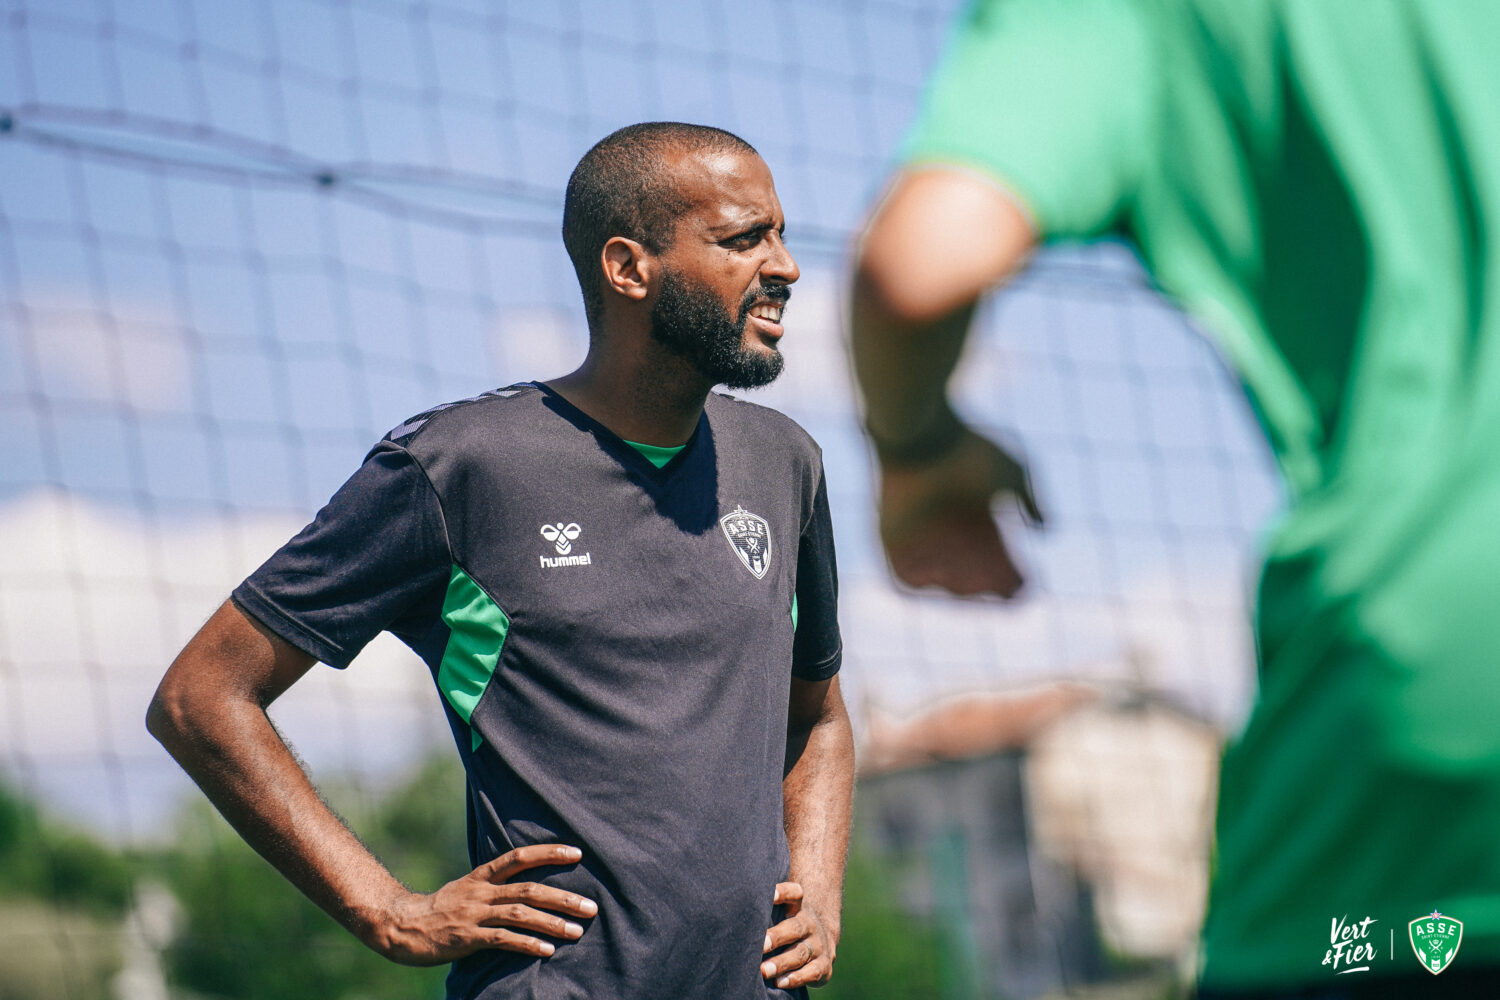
[[532, 381, 704, 480]]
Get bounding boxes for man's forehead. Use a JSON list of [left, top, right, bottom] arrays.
[[665, 148, 780, 230]]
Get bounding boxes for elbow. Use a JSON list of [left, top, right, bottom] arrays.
[[145, 679, 179, 749], [851, 167, 1036, 328], [146, 671, 201, 757], [852, 239, 958, 329]]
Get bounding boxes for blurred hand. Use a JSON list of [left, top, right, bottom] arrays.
[[762, 881, 837, 990], [369, 843, 596, 966], [877, 426, 1042, 597]]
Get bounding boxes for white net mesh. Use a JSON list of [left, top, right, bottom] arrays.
[[1, 1, 1280, 994]]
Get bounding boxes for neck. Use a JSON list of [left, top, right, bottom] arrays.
[[547, 338, 713, 447]]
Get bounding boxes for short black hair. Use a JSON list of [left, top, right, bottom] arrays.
[[562, 122, 757, 329]]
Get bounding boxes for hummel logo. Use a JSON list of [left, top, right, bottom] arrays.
[[539, 522, 592, 569], [540, 522, 581, 555]]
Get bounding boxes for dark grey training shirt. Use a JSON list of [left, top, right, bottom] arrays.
[[233, 383, 841, 1000]]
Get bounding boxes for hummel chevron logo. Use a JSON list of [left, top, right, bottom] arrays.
[[539, 522, 591, 568], [540, 522, 581, 554]]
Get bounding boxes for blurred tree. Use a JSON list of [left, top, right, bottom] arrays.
[[0, 782, 134, 999], [148, 757, 948, 999], [0, 782, 135, 915], [153, 755, 467, 1000], [820, 837, 944, 1000]]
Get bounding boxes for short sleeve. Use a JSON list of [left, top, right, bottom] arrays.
[[231, 442, 451, 668], [791, 470, 841, 681], [900, 0, 1156, 239]]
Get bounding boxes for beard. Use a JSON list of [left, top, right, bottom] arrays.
[[649, 269, 788, 390]]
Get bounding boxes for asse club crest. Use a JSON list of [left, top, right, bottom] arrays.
[[1409, 912, 1463, 975], [720, 505, 772, 579]]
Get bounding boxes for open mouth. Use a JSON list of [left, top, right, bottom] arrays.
[[748, 301, 785, 325]]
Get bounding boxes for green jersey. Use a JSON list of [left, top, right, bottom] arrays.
[[904, 0, 1500, 988]]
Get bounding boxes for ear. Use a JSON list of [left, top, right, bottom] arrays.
[[601, 236, 655, 303]]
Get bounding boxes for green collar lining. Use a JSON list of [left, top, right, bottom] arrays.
[[623, 439, 686, 469]]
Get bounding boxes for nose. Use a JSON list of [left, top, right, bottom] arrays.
[[762, 231, 800, 286]]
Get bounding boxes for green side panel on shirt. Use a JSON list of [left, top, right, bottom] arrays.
[[623, 439, 686, 469], [791, 593, 798, 632], [439, 565, 509, 752]]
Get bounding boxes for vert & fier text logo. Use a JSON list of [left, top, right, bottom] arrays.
[[1323, 915, 1377, 974]]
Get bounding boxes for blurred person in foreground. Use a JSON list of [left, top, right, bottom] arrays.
[[149, 122, 851, 1000], [851, 1, 1500, 996]]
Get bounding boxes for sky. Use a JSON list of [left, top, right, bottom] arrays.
[[0, 0, 1281, 841]]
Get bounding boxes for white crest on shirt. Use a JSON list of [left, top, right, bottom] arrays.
[[720, 506, 772, 579]]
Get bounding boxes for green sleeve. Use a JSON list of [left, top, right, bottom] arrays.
[[901, 0, 1157, 239]]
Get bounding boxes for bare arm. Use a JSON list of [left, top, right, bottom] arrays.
[[849, 167, 1043, 597], [146, 599, 595, 965], [762, 674, 855, 990]]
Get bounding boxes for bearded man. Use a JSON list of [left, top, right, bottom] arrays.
[[149, 122, 851, 1000]]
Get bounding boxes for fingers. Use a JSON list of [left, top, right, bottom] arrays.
[[761, 914, 833, 989], [763, 884, 833, 989], [479, 843, 582, 881], [467, 844, 596, 959], [376, 847, 597, 967], [876, 426, 1040, 598], [764, 914, 802, 954], [884, 502, 1024, 597], [480, 926, 563, 958], [480, 900, 586, 955], [487, 878, 597, 920], [772, 881, 803, 910]]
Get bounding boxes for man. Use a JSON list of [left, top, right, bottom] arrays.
[[149, 122, 852, 1000], [851, 1, 1500, 996]]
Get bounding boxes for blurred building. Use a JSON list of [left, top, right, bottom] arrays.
[[859, 681, 1219, 999]]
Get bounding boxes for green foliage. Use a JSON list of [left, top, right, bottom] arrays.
[[0, 783, 132, 999], [151, 755, 469, 1000], [134, 756, 948, 999], [0, 782, 134, 917], [820, 837, 944, 1000], [0, 766, 954, 1000]]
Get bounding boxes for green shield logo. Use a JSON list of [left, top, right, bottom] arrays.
[[1409, 912, 1463, 975]]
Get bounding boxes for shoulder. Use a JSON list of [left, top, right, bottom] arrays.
[[705, 391, 822, 461], [379, 382, 547, 456]]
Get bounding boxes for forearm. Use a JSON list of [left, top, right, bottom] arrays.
[[151, 693, 404, 942], [782, 690, 855, 935], [147, 602, 406, 950], [849, 167, 1036, 454], [849, 285, 973, 454]]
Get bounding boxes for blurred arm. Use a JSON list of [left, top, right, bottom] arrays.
[[763, 675, 855, 989], [147, 599, 594, 965], [849, 167, 1043, 596]]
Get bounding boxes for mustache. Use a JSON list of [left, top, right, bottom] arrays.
[[740, 283, 792, 313]]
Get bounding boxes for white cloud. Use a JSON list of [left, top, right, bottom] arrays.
[[0, 490, 450, 841], [17, 295, 194, 413]]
